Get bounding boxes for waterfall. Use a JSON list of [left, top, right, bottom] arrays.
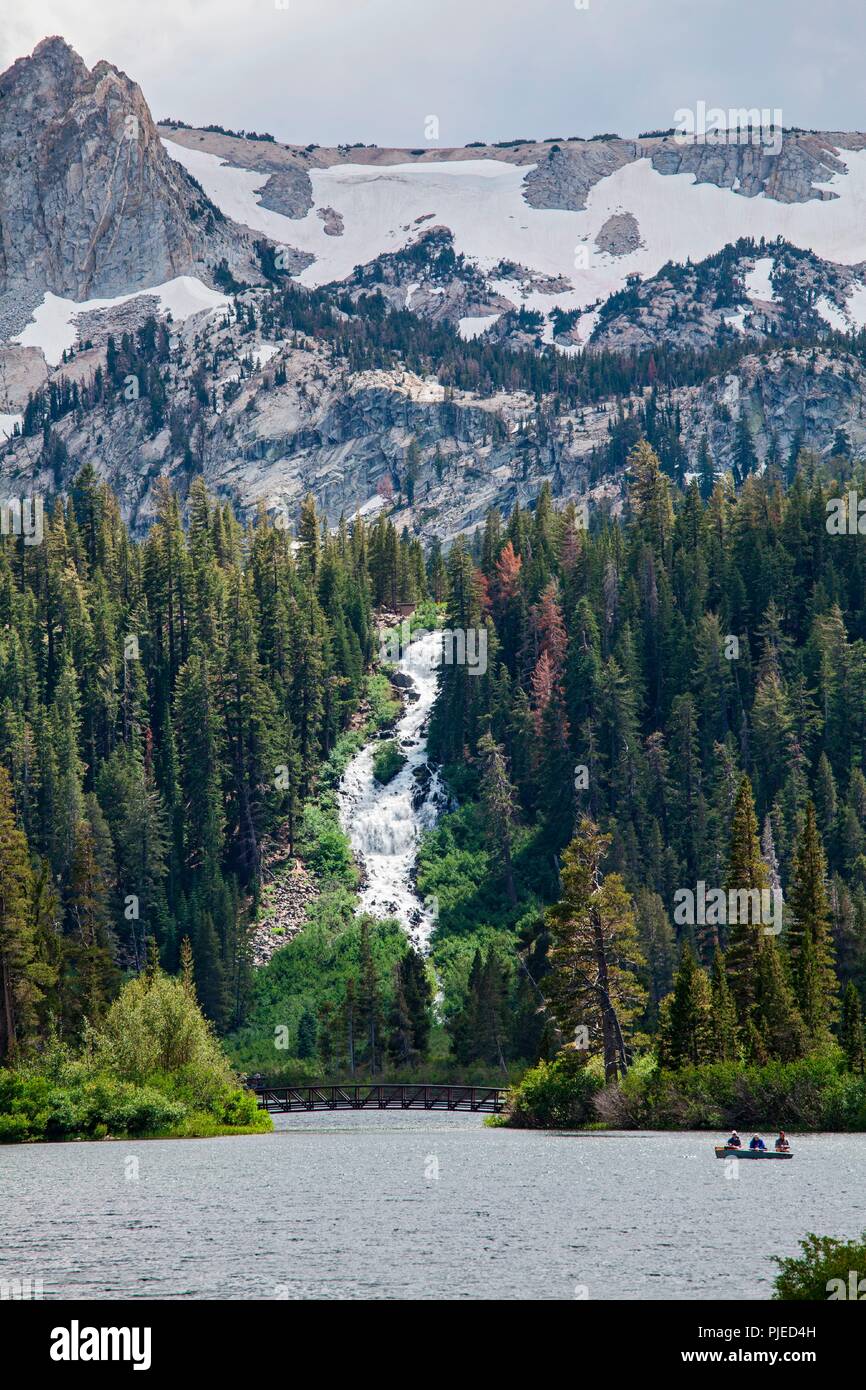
[[337, 629, 447, 948]]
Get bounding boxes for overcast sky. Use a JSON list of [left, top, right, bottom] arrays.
[[2, 0, 863, 147]]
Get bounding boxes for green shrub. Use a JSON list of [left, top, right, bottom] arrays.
[[372, 740, 406, 785], [298, 802, 355, 882], [627, 1053, 866, 1131], [366, 672, 401, 730], [1, 975, 273, 1143], [504, 1051, 866, 1132], [225, 908, 409, 1074], [89, 1082, 186, 1136], [97, 972, 235, 1098], [0, 1112, 31, 1142], [773, 1232, 866, 1300], [505, 1052, 603, 1129]]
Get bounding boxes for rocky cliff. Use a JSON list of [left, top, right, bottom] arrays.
[[0, 37, 258, 337], [4, 36, 866, 545]]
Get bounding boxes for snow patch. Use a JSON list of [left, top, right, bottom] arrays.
[[355, 493, 387, 518], [844, 282, 866, 329], [457, 313, 500, 340], [164, 139, 866, 320], [252, 342, 280, 369], [816, 295, 850, 331], [11, 277, 228, 367], [744, 256, 775, 302]]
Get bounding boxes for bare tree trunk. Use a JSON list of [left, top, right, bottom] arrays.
[[0, 957, 16, 1063], [592, 905, 621, 1083]]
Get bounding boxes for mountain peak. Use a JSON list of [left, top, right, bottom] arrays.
[[2, 34, 89, 93], [0, 36, 258, 329]]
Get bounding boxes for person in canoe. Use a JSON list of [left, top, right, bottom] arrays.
[[749, 1134, 767, 1151], [774, 1131, 790, 1152], [726, 1130, 742, 1149]]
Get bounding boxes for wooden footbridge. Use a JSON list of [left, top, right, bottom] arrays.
[[248, 1081, 508, 1115]]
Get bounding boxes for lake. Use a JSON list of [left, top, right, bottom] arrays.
[[2, 1117, 863, 1300]]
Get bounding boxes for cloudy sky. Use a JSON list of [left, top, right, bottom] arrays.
[[1, 0, 862, 147]]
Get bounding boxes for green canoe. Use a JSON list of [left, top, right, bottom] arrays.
[[714, 1145, 792, 1160]]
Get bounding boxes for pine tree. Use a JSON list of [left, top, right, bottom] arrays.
[[545, 817, 646, 1081], [451, 948, 483, 1066], [627, 438, 673, 555], [634, 888, 676, 1020], [179, 935, 196, 996], [342, 977, 358, 1076], [296, 1006, 317, 1060], [317, 1000, 335, 1072], [696, 434, 715, 501], [657, 944, 714, 1068], [388, 964, 418, 1068], [476, 948, 510, 1073], [400, 947, 432, 1057], [752, 938, 808, 1061], [787, 801, 839, 1042], [477, 731, 519, 905], [724, 775, 769, 1017], [66, 817, 119, 1027], [0, 767, 39, 1061], [840, 981, 865, 1073], [358, 920, 383, 1075], [733, 415, 758, 484], [710, 950, 740, 1061], [297, 493, 320, 576]]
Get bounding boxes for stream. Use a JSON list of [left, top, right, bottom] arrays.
[[337, 628, 447, 947]]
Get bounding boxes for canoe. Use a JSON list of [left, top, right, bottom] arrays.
[[714, 1145, 792, 1160]]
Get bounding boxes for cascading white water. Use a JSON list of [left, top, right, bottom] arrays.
[[337, 629, 447, 948]]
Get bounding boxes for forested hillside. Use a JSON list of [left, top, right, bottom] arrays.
[[4, 441, 866, 1104], [419, 443, 866, 1080], [0, 467, 426, 1060]]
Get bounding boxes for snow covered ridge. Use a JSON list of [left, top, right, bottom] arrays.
[[163, 138, 866, 322], [11, 277, 229, 368]]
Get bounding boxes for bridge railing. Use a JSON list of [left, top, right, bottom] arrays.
[[246, 1082, 509, 1114]]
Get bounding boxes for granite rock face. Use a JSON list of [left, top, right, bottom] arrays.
[[523, 141, 637, 210], [5, 37, 866, 550], [676, 347, 866, 472], [258, 167, 315, 219], [594, 212, 641, 256], [0, 37, 257, 333], [648, 134, 852, 202], [521, 132, 865, 214], [588, 239, 861, 352]]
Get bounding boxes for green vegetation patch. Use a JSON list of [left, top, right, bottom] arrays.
[[0, 970, 270, 1144], [774, 1232, 866, 1300], [372, 740, 407, 785]]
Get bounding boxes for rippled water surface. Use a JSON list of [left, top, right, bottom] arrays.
[[2, 1117, 863, 1300]]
